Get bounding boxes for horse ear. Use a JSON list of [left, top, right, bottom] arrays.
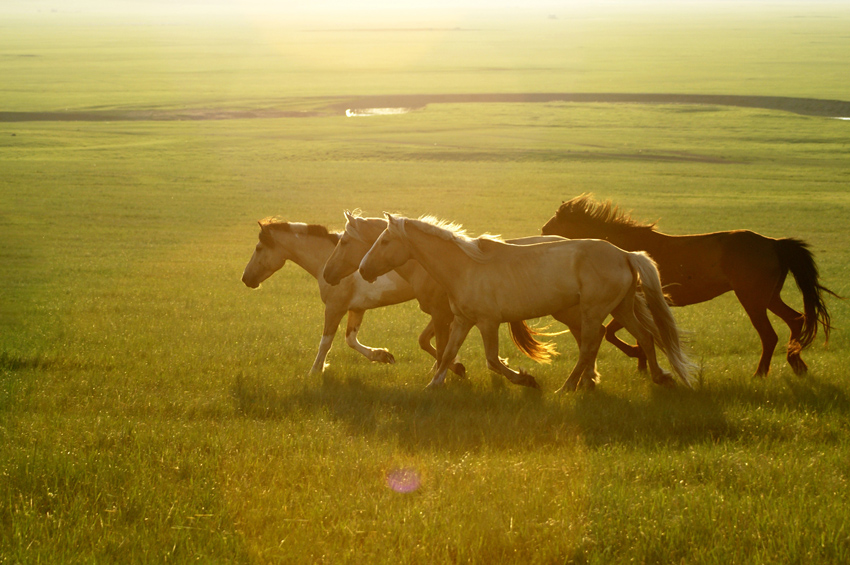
[[344, 210, 356, 223], [258, 221, 264, 230]]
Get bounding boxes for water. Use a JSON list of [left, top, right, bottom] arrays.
[[346, 107, 411, 117]]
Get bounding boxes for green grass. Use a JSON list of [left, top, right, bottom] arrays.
[[2, 5, 850, 564]]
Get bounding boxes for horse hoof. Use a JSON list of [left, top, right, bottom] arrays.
[[452, 363, 467, 379], [555, 378, 579, 394], [789, 357, 808, 376], [517, 370, 540, 389], [373, 350, 395, 364], [652, 372, 676, 388], [424, 378, 446, 390]]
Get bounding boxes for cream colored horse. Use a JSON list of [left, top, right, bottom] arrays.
[[359, 214, 696, 392], [322, 211, 566, 380], [242, 218, 423, 374]]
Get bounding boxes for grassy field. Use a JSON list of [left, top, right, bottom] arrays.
[[2, 3, 850, 563]]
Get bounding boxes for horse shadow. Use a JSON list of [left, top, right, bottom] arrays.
[[727, 373, 849, 414], [570, 386, 734, 448], [230, 369, 840, 452]]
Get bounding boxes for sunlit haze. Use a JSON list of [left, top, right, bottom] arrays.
[[2, 0, 828, 19]]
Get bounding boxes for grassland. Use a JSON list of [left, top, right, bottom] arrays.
[[2, 4, 850, 563]]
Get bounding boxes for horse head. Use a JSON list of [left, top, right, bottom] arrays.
[[359, 213, 410, 283], [323, 211, 374, 286], [542, 194, 657, 240], [242, 221, 287, 288], [541, 197, 592, 239]]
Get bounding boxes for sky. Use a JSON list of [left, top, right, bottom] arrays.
[[3, 0, 841, 26], [3, 0, 818, 16]]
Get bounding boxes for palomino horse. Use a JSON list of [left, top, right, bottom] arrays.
[[323, 212, 467, 377], [541, 194, 838, 376], [322, 211, 566, 380], [242, 218, 423, 374], [359, 214, 695, 392]]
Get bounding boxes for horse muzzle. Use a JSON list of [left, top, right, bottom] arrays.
[[322, 265, 343, 286], [359, 268, 378, 284], [241, 274, 260, 289]]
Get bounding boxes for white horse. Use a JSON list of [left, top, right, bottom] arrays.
[[359, 214, 696, 392], [242, 218, 423, 374], [322, 211, 566, 380]]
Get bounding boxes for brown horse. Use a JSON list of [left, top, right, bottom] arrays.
[[541, 194, 838, 376]]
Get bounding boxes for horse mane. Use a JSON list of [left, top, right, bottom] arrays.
[[391, 215, 501, 263], [260, 218, 341, 244], [555, 193, 658, 233]]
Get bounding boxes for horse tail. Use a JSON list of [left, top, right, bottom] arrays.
[[776, 238, 841, 350], [508, 321, 559, 364], [627, 252, 697, 388]]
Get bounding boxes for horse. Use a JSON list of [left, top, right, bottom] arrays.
[[322, 211, 567, 380], [242, 218, 426, 375], [359, 214, 695, 392], [541, 194, 839, 377], [323, 211, 468, 378]]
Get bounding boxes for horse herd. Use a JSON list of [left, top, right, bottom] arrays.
[[241, 194, 838, 392]]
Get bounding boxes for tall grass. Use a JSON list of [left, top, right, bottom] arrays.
[[2, 7, 850, 564]]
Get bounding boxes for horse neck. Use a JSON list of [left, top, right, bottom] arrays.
[[402, 224, 472, 291], [275, 233, 335, 279], [584, 222, 661, 251]]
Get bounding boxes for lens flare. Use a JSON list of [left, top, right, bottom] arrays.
[[386, 468, 421, 493]]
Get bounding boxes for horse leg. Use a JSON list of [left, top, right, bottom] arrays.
[[434, 314, 466, 378], [478, 321, 539, 389], [768, 294, 807, 375], [610, 297, 674, 387], [417, 318, 437, 360], [605, 319, 648, 372], [552, 305, 600, 386], [418, 319, 442, 374], [344, 309, 395, 365], [555, 312, 606, 394], [309, 305, 346, 374], [735, 291, 778, 377], [419, 317, 465, 377], [427, 316, 474, 388]]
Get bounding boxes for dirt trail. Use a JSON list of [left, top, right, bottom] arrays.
[[2, 93, 849, 122]]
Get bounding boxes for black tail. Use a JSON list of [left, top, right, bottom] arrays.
[[776, 238, 841, 349]]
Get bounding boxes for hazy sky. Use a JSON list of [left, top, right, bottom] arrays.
[[3, 0, 808, 16], [3, 0, 838, 26]]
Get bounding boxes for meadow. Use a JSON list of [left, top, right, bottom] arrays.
[[2, 3, 850, 563]]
